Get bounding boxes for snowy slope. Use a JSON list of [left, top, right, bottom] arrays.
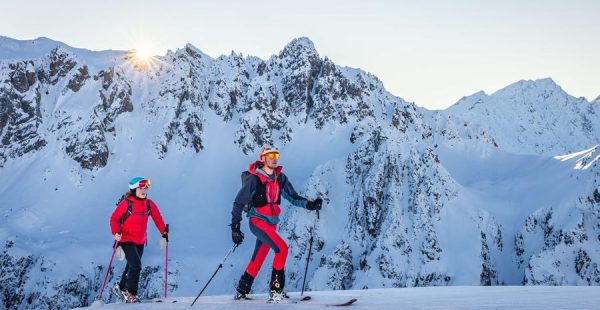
[[1, 36, 599, 310], [0, 36, 124, 70], [77, 286, 600, 310]]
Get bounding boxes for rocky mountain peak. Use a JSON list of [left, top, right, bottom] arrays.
[[492, 78, 568, 103], [450, 90, 488, 110], [179, 43, 212, 61], [278, 37, 320, 61]]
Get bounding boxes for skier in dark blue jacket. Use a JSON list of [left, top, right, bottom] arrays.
[[231, 146, 322, 302]]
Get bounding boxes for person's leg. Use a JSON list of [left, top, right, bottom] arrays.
[[245, 239, 271, 278], [236, 237, 270, 295], [137, 243, 145, 259], [118, 243, 131, 291], [266, 230, 287, 292], [267, 230, 288, 272], [119, 263, 129, 291], [120, 242, 143, 296], [248, 219, 288, 292]]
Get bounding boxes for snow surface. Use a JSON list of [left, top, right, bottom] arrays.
[[79, 286, 600, 310]]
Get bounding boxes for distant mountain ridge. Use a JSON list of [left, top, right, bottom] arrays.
[[445, 78, 600, 155]]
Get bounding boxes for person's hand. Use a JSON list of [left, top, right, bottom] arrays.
[[306, 198, 323, 211], [231, 223, 244, 245], [114, 233, 122, 241], [159, 236, 168, 249]]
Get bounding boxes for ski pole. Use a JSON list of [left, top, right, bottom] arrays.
[[164, 224, 170, 298], [97, 240, 119, 301], [301, 210, 319, 296], [191, 244, 238, 307]]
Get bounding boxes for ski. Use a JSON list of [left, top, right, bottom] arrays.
[[288, 295, 312, 303], [326, 298, 358, 307], [232, 295, 355, 306], [264, 294, 311, 304], [139, 298, 178, 303], [298, 295, 312, 301], [288, 296, 357, 306]]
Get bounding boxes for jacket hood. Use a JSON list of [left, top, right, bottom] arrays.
[[248, 161, 282, 182]]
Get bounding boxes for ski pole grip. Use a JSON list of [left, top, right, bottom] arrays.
[[163, 224, 169, 242], [113, 230, 122, 246]]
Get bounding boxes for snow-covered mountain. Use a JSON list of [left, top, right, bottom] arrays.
[[0, 35, 598, 309], [445, 78, 600, 155]]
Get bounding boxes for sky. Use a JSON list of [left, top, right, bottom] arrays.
[[1, 0, 599, 110]]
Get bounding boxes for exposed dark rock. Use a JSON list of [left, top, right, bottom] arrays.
[[8, 61, 37, 93], [67, 66, 90, 92], [65, 119, 109, 170], [0, 88, 46, 167], [48, 48, 77, 84]]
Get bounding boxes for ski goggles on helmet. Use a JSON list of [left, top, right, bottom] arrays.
[[264, 152, 280, 160], [259, 146, 280, 160], [129, 178, 151, 189], [137, 179, 151, 188]]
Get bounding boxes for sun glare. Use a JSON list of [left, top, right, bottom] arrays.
[[135, 46, 152, 60], [125, 43, 161, 71]]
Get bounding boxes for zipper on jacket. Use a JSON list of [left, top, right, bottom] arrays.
[[266, 185, 275, 216]]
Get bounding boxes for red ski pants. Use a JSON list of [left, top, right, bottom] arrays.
[[245, 217, 288, 277]]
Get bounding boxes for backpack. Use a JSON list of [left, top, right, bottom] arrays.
[[241, 171, 253, 212], [116, 192, 151, 225], [240, 170, 283, 212]]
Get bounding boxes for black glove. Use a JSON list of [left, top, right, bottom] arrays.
[[306, 198, 323, 211], [231, 222, 244, 245]]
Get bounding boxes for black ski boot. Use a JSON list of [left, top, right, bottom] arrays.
[[234, 272, 254, 300], [267, 268, 285, 303]]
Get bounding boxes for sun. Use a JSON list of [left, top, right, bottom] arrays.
[[125, 44, 160, 71], [135, 46, 152, 60]]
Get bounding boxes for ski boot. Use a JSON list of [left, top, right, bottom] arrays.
[[267, 290, 285, 303], [234, 272, 254, 300], [124, 290, 139, 303], [267, 268, 285, 303], [234, 291, 251, 300], [111, 283, 127, 303]]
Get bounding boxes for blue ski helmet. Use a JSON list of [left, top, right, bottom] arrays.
[[129, 176, 151, 189]]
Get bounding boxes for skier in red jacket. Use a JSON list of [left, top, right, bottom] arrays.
[[231, 147, 322, 302], [109, 177, 167, 303]]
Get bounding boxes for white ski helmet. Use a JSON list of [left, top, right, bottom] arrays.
[[259, 146, 279, 159]]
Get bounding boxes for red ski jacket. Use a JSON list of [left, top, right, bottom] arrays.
[[231, 161, 308, 225], [110, 196, 166, 245]]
